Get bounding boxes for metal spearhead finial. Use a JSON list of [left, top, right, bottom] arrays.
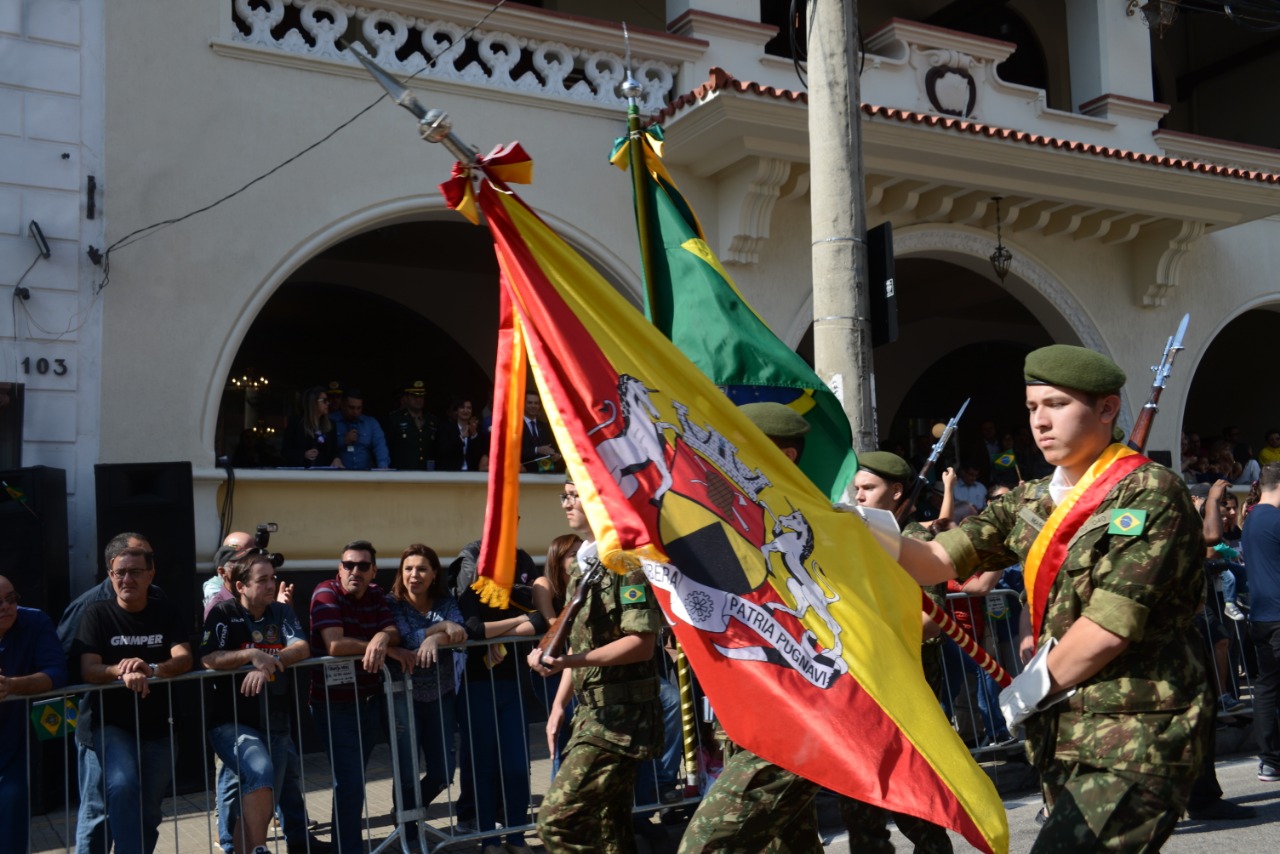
[[620, 22, 643, 103], [348, 43, 477, 166], [350, 46, 427, 120]]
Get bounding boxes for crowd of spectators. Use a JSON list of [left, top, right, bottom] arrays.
[[10, 420, 1280, 851], [0, 512, 623, 854], [235, 382, 564, 474]]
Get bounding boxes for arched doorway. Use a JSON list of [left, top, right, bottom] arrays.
[[215, 220, 499, 463], [874, 256, 1055, 475], [1183, 306, 1280, 472]]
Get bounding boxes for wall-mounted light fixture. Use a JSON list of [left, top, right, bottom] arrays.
[[28, 221, 51, 259], [989, 197, 1012, 282], [1127, 0, 1179, 37]]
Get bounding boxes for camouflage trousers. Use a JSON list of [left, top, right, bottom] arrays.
[[677, 744, 821, 854], [1031, 761, 1191, 853], [839, 796, 954, 853], [537, 736, 641, 854]]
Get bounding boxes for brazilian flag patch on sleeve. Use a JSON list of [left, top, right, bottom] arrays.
[[620, 584, 647, 605], [1107, 508, 1147, 536]]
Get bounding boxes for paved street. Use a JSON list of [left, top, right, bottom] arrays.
[[30, 740, 1279, 852]]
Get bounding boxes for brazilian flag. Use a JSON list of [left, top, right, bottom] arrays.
[[993, 451, 1017, 470], [612, 126, 857, 501]]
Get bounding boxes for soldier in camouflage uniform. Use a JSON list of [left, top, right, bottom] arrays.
[[896, 345, 1211, 852], [530, 478, 665, 854], [841, 451, 954, 854]]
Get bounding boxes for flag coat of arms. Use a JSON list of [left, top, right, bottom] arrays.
[[457, 145, 1008, 854]]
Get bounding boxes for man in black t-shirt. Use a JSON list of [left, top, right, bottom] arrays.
[[201, 550, 310, 854], [77, 545, 192, 853]]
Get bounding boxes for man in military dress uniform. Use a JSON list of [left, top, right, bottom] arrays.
[[894, 345, 1211, 852], [383, 379, 436, 470], [530, 477, 665, 853]]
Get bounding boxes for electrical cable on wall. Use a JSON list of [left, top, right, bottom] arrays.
[[93, 0, 510, 295]]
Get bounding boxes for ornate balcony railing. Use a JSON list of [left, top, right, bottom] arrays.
[[229, 0, 683, 112]]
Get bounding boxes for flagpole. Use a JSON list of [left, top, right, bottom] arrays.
[[621, 24, 698, 793], [621, 25, 658, 312]]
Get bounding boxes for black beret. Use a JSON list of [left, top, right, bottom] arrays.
[[738, 402, 810, 439], [857, 451, 912, 483], [1024, 345, 1125, 394]]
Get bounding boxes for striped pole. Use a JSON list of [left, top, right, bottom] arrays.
[[674, 640, 699, 788], [920, 592, 1012, 688]]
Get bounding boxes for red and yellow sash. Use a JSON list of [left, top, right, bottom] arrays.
[[1023, 444, 1149, 643]]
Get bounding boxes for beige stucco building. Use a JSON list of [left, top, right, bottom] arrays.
[[4, 0, 1279, 595]]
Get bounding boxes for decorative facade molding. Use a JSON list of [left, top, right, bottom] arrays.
[[1144, 219, 1206, 308], [721, 157, 792, 266], [227, 0, 680, 112]]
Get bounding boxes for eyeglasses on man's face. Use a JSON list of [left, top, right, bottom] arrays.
[[340, 560, 374, 573], [109, 568, 150, 581], [558, 492, 581, 506]]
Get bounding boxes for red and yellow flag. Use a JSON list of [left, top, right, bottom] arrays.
[[460, 146, 1008, 854]]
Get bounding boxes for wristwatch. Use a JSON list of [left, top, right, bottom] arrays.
[[148, 662, 158, 676]]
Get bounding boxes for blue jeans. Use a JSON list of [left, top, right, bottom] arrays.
[[941, 640, 1009, 743], [85, 725, 173, 853], [209, 721, 297, 849], [634, 677, 681, 807], [457, 679, 529, 846], [312, 698, 382, 854], [76, 740, 111, 854], [276, 735, 311, 846], [0, 751, 29, 854], [392, 687, 458, 844]]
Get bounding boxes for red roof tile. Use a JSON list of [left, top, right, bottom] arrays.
[[652, 68, 1280, 186]]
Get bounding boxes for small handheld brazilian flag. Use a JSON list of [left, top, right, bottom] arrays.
[[30, 697, 78, 740]]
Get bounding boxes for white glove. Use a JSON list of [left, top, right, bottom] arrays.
[[834, 503, 902, 560], [999, 637, 1075, 729]]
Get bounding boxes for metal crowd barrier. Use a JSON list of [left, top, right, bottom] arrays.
[[7, 634, 704, 854], [16, 585, 1182, 852], [936, 588, 1026, 756], [1201, 563, 1256, 717]]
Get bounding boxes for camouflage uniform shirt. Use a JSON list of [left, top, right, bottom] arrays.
[[934, 458, 1209, 779], [566, 557, 665, 759]]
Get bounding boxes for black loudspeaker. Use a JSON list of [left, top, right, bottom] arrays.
[[867, 222, 898, 348], [0, 466, 70, 616], [94, 461, 209, 795], [94, 462, 199, 633]]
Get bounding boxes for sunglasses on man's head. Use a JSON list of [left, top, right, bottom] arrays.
[[341, 560, 373, 572]]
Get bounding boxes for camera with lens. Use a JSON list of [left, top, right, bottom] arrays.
[[255, 522, 285, 569]]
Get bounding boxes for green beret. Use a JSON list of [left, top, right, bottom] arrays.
[[857, 451, 912, 483], [738, 402, 810, 439], [1024, 345, 1125, 394]]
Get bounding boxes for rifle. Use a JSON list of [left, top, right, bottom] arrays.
[[537, 557, 605, 664], [895, 398, 969, 524], [1127, 313, 1189, 454], [885, 398, 1015, 687]]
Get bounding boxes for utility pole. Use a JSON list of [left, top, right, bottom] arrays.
[[807, 0, 876, 452]]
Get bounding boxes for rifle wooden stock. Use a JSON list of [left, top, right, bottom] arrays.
[[537, 562, 601, 661], [895, 476, 928, 526], [1126, 402, 1158, 454]]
